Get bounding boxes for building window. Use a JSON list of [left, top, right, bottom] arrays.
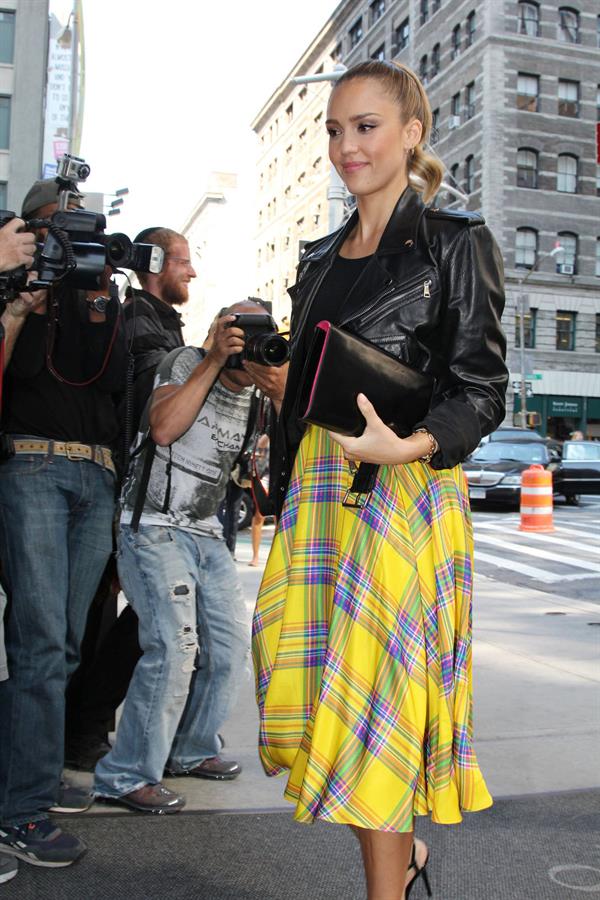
[[286, 103, 293, 122], [419, 55, 428, 83], [0, 181, 5, 208], [597, 85, 600, 121], [556, 311, 576, 351], [557, 232, 577, 274], [596, 314, 600, 352], [371, 43, 386, 61], [0, 11, 15, 65], [394, 18, 410, 53], [432, 0, 441, 11], [420, 0, 429, 26], [370, 0, 385, 26], [516, 228, 538, 269], [451, 92, 461, 119], [431, 43, 440, 77], [558, 80, 579, 117], [597, 167, 600, 197], [598, 15, 600, 47], [450, 163, 460, 183], [515, 308, 537, 349], [451, 24, 461, 59], [349, 17, 363, 47], [558, 7, 579, 43], [519, 1, 540, 36], [431, 107, 439, 144], [596, 239, 600, 277], [466, 11, 476, 46], [0, 96, 10, 149], [464, 155, 475, 193], [557, 154, 578, 193], [517, 148, 538, 188], [517, 73, 539, 112], [465, 81, 475, 119], [332, 42, 343, 62]]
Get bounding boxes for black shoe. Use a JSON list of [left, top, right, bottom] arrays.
[[95, 782, 186, 815], [64, 737, 112, 772], [0, 820, 87, 868], [49, 782, 93, 814], [0, 855, 17, 883], [406, 841, 432, 898]]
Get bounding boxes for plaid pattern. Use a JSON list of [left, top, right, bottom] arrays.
[[252, 426, 492, 832]]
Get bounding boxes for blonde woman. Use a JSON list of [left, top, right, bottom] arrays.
[[253, 61, 507, 899]]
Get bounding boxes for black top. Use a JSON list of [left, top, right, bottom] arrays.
[[3, 291, 127, 447], [303, 254, 371, 340]]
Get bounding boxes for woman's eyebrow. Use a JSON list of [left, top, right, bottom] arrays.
[[325, 112, 382, 125]]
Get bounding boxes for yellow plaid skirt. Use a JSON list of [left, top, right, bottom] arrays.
[[252, 426, 492, 831]]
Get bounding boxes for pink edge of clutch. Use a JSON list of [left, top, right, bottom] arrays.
[[301, 321, 332, 418]]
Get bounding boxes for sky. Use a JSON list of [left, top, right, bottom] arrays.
[[50, 0, 339, 239]]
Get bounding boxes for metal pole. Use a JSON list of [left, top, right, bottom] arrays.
[[518, 293, 527, 428]]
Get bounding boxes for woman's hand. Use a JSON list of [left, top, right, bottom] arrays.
[[327, 394, 432, 466]]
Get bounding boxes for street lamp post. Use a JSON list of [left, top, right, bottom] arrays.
[[516, 244, 564, 428]]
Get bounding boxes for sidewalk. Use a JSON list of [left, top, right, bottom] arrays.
[[81, 524, 600, 814]]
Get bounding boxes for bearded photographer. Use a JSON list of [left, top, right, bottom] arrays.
[[0, 179, 126, 868], [93, 300, 286, 814]]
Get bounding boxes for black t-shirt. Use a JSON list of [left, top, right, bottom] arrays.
[[3, 292, 127, 447], [303, 254, 371, 341]]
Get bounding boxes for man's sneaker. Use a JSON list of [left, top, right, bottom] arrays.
[[0, 855, 17, 883], [0, 820, 87, 867], [96, 783, 185, 815], [49, 783, 93, 814], [170, 756, 242, 781]]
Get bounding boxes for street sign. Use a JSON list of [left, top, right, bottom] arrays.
[[526, 373, 542, 380]]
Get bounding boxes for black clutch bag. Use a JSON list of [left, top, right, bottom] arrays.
[[298, 321, 433, 437]]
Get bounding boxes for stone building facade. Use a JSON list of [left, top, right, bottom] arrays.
[[253, 0, 600, 437]]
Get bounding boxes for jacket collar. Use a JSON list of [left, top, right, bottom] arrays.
[[303, 185, 427, 263], [134, 289, 185, 325]]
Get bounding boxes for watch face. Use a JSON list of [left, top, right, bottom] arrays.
[[92, 296, 108, 313]]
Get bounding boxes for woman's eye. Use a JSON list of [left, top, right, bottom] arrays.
[[327, 128, 340, 138], [358, 123, 375, 133]]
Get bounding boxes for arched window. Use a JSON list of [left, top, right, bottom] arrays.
[[419, 54, 428, 83], [517, 148, 538, 188], [515, 228, 538, 269], [451, 23, 461, 58], [464, 155, 475, 193], [557, 154, 578, 193], [519, 2, 540, 37], [557, 232, 577, 273], [431, 43, 441, 77], [558, 7, 579, 43]]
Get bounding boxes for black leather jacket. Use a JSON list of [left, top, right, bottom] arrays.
[[273, 186, 508, 515]]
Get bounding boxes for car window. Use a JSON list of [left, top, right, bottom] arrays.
[[469, 442, 549, 464], [563, 442, 600, 461]]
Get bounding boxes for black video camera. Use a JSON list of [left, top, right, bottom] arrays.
[[0, 154, 164, 302], [225, 313, 289, 370]]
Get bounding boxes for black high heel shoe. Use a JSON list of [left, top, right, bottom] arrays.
[[405, 841, 432, 898]]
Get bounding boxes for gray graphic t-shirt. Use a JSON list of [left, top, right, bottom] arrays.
[[121, 347, 253, 539]]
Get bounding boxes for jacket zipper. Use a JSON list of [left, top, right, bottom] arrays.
[[341, 276, 434, 329]]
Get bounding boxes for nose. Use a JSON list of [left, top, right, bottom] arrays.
[[338, 130, 358, 157], [189, 263, 197, 278]]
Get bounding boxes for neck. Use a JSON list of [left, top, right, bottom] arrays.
[[346, 179, 409, 256], [218, 369, 246, 394]]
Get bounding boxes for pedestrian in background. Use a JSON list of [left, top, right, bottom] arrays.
[[253, 61, 507, 899]]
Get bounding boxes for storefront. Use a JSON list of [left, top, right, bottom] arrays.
[[513, 394, 600, 440]]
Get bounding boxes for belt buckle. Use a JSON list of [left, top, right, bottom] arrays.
[[342, 488, 372, 509]]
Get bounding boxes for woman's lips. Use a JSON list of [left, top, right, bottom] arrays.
[[342, 162, 367, 172]]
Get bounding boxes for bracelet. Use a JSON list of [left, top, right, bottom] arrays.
[[412, 428, 438, 464]]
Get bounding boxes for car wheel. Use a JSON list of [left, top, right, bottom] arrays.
[[237, 490, 254, 530], [565, 493, 580, 507]]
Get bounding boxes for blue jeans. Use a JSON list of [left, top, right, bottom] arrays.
[[94, 524, 247, 798], [0, 453, 115, 825]]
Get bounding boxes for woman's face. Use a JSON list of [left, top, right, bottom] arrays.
[[326, 77, 422, 201]]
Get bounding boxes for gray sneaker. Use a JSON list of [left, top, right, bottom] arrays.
[[97, 783, 185, 815], [0, 854, 17, 883], [49, 783, 93, 814]]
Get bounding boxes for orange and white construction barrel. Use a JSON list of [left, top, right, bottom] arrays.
[[519, 464, 554, 532]]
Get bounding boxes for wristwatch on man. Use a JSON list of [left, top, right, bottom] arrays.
[[87, 295, 110, 314]]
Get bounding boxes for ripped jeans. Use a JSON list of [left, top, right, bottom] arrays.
[[94, 524, 247, 798]]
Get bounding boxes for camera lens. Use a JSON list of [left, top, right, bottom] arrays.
[[246, 333, 289, 367], [77, 163, 91, 180]]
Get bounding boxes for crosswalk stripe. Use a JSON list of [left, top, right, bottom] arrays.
[[473, 524, 600, 556], [473, 550, 598, 584], [474, 533, 600, 574]]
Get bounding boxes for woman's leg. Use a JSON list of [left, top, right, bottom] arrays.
[[249, 511, 265, 566], [351, 828, 429, 900]]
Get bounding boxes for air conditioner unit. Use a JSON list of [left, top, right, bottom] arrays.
[[558, 263, 574, 275], [448, 115, 461, 129]]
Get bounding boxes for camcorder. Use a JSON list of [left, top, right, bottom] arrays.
[[225, 313, 289, 369], [0, 154, 164, 303]]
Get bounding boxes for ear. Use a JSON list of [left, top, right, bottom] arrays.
[[404, 117, 423, 151]]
